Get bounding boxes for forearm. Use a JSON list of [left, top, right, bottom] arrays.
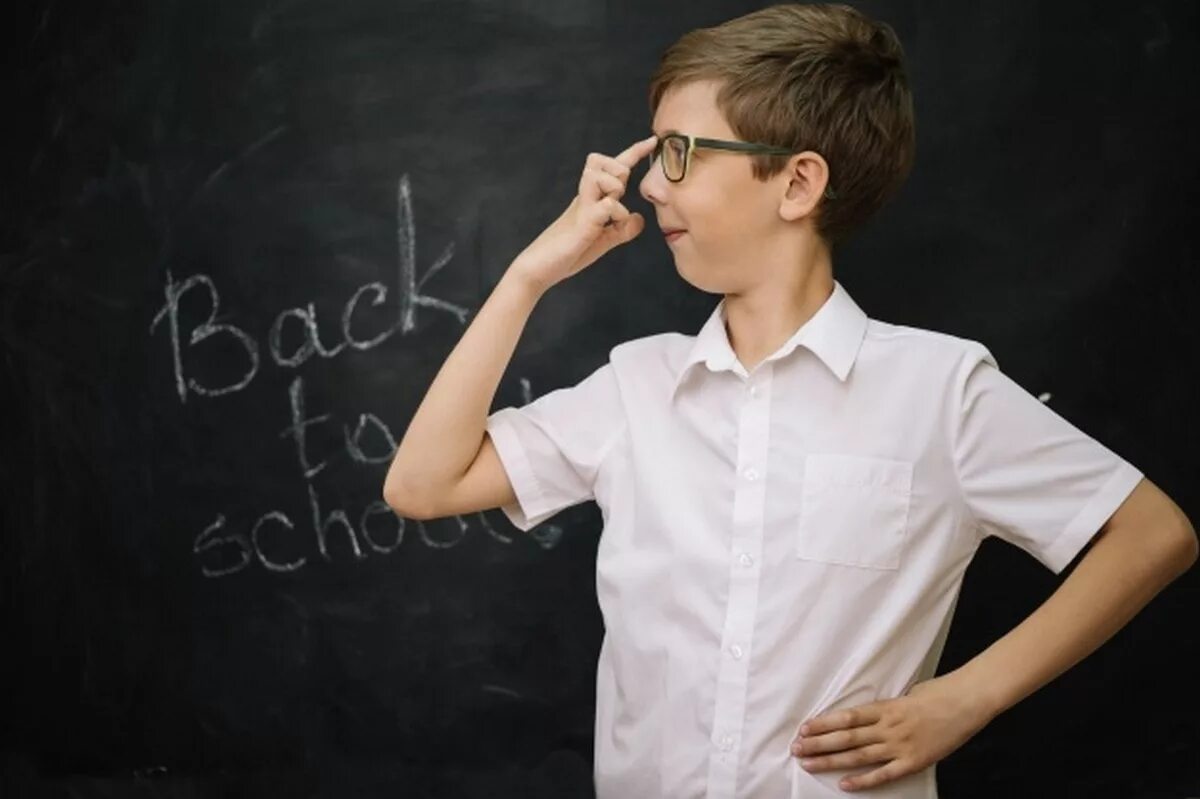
[[383, 268, 545, 503], [953, 511, 1196, 720]]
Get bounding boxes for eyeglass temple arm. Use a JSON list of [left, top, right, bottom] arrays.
[[690, 138, 839, 199]]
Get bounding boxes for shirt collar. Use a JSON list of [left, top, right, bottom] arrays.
[[670, 279, 869, 401]]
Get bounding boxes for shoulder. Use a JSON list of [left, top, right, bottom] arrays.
[[863, 318, 998, 372], [607, 331, 693, 369]]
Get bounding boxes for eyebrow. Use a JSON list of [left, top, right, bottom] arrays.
[[652, 128, 681, 138]]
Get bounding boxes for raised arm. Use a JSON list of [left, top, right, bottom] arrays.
[[382, 134, 657, 519]]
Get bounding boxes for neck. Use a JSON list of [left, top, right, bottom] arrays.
[[722, 246, 835, 372]]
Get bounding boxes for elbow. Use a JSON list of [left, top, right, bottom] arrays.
[[1178, 518, 1199, 571], [1156, 519, 1199, 581], [382, 477, 433, 521], [1167, 501, 1198, 570]]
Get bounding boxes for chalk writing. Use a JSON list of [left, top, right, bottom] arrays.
[[157, 176, 562, 577], [150, 175, 463, 402]]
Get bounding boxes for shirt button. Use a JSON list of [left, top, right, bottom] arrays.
[[718, 735, 734, 751], [738, 552, 753, 567], [744, 467, 759, 481], [748, 384, 759, 397], [729, 644, 743, 659]]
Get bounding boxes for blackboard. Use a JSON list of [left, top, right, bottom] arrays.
[[3, 1, 1197, 797]]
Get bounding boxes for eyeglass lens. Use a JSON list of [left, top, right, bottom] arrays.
[[661, 136, 687, 180]]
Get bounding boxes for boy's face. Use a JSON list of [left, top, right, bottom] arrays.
[[639, 79, 827, 294]]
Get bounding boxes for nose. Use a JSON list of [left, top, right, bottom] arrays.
[[639, 155, 669, 207]]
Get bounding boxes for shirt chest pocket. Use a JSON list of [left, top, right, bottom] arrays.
[[795, 453, 914, 570]]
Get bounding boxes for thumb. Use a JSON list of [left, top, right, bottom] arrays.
[[613, 211, 645, 244]]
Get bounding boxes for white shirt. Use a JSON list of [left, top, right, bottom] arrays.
[[484, 279, 1143, 799]]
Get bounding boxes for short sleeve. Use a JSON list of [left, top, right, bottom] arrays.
[[952, 343, 1144, 574], [485, 359, 625, 531]]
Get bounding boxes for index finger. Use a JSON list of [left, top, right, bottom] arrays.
[[614, 134, 658, 168]]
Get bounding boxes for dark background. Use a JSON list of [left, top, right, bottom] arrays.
[[2, 1, 1197, 797]]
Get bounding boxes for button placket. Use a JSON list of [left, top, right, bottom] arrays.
[[706, 368, 773, 797]]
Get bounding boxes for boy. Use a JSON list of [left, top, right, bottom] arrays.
[[384, 4, 1196, 797]]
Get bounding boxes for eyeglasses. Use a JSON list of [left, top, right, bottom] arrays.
[[652, 133, 838, 199]]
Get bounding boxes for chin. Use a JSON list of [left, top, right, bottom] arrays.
[[674, 256, 736, 295], [677, 274, 729, 295]]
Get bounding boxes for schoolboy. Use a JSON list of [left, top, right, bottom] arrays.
[[384, 4, 1196, 797]]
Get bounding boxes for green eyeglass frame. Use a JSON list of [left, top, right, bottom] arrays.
[[652, 133, 839, 200]]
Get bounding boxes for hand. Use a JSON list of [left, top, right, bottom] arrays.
[[789, 672, 997, 792], [509, 134, 658, 294]]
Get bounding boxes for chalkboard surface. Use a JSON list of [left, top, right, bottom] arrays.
[[3, 1, 1197, 797]]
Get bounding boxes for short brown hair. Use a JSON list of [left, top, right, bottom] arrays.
[[647, 3, 915, 247]]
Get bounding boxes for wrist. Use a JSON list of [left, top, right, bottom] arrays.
[[504, 259, 555, 299], [945, 662, 1006, 724]]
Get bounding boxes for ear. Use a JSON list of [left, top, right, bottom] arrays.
[[778, 151, 831, 223]]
